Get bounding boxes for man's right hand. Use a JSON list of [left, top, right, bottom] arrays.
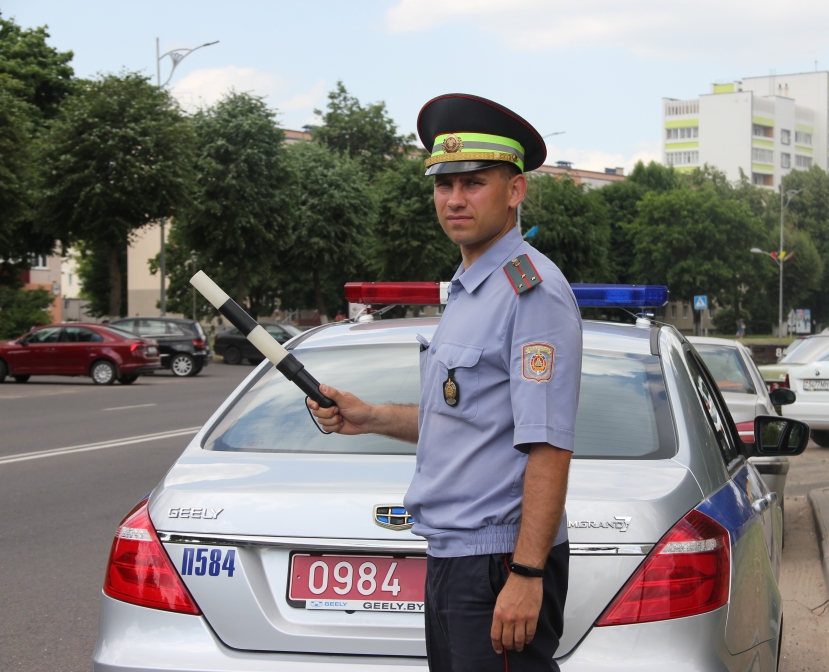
[[307, 385, 374, 435]]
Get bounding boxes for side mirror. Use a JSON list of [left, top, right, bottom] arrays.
[[769, 388, 796, 406], [752, 415, 810, 456]]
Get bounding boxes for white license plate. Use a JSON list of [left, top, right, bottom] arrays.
[[803, 379, 829, 391], [147, 346, 158, 355]]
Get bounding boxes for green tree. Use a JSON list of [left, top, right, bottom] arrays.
[[371, 153, 459, 282], [283, 141, 375, 317], [0, 286, 53, 339], [75, 238, 126, 318], [173, 91, 289, 319], [628, 185, 769, 333], [0, 16, 74, 285], [0, 15, 74, 122], [313, 81, 414, 178], [521, 174, 611, 282], [627, 160, 680, 192], [38, 72, 194, 317]]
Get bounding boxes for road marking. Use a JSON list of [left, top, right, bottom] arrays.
[[0, 427, 201, 465], [103, 403, 158, 411]]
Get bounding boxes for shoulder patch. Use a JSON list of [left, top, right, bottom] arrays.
[[522, 342, 555, 383], [503, 254, 542, 295]]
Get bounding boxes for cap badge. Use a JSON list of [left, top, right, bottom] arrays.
[[442, 134, 463, 153]]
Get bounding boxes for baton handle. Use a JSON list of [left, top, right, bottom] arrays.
[[190, 271, 335, 408]]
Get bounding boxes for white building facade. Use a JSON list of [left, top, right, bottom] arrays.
[[662, 71, 828, 188]]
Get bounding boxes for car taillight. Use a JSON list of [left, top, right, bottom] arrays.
[[735, 421, 755, 443], [130, 343, 141, 352], [104, 498, 200, 615], [192, 339, 205, 349], [344, 282, 449, 305], [769, 374, 790, 391], [596, 509, 729, 626]]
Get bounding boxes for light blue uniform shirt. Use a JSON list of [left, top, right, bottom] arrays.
[[404, 226, 582, 557]]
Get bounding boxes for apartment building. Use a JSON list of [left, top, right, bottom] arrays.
[[662, 71, 828, 188]]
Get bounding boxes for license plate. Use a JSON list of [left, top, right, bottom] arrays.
[[147, 346, 158, 355], [289, 553, 426, 612], [803, 379, 829, 391]]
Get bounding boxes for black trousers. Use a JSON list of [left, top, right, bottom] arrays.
[[424, 543, 568, 672]]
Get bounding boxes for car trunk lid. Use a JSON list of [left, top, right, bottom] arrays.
[[151, 451, 701, 658]]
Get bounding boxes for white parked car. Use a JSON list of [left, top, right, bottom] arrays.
[[689, 337, 797, 501], [781, 361, 829, 447]]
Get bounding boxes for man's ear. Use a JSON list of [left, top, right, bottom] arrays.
[[509, 173, 527, 209]]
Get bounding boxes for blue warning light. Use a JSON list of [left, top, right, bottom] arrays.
[[571, 284, 669, 308]]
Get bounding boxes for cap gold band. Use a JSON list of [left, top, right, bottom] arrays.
[[424, 151, 519, 168]]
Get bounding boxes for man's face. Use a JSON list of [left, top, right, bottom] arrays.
[[433, 168, 526, 248]]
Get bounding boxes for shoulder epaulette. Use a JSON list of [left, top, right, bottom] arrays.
[[503, 254, 542, 295]]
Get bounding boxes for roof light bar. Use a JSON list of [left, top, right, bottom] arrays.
[[571, 284, 669, 308], [345, 282, 449, 305], [345, 282, 669, 308]]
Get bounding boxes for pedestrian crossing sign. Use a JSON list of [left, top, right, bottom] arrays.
[[694, 295, 707, 310]]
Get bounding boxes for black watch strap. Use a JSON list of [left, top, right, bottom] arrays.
[[508, 561, 544, 578]]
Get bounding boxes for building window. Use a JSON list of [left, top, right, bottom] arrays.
[[795, 155, 813, 168], [708, 307, 716, 319], [666, 127, 698, 140], [781, 129, 791, 145], [753, 124, 773, 138], [670, 304, 676, 319], [752, 173, 774, 186], [665, 150, 699, 166], [682, 304, 688, 319], [30, 254, 49, 270], [752, 147, 773, 164], [781, 153, 791, 168], [795, 131, 812, 145]]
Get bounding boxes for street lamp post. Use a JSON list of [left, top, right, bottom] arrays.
[[155, 38, 218, 315], [750, 185, 804, 337]]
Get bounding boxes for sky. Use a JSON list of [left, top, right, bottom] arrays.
[[6, 0, 829, 172]]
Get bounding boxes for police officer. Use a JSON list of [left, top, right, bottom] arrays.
[[309, 94, 582, 672]]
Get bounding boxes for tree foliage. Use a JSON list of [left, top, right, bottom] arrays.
[[173, 91, 288, 319], [282, 141, 375, 317], [313, 81, 413, 178], [628, 182, 769, 330], [38, 72, 194, 316], [0, 286, 53, 339], [371, 153, 459, 282], [522, 174, 611, 282]]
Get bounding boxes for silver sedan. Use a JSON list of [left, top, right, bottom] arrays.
[[94, 318, 808, 671]]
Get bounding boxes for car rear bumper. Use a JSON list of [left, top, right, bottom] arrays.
[[120, 363, 162, 375], [95, 596, 773, 671]]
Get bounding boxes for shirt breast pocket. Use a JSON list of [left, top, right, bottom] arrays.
[[434, 342, 483, 420]]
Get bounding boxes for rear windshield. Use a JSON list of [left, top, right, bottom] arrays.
[[693, 345, 756, 395], [203, 345, 675, 459], [780, 337, 829, 363]]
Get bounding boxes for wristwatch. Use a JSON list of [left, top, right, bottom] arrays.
[[508, 561, 544, 578]]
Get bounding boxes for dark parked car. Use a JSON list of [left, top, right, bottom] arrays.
[[0, 323, 160, 385], [214, 322, 301, 365], [110, 317, 212, 377]]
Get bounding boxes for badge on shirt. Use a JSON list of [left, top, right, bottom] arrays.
[[521, 343, 555, 383], [443, 369, 459, 406]]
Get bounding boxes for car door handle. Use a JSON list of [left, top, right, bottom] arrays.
[[752, 492, 777, 514]]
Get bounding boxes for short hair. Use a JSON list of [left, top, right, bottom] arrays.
[[498, 162, 521, 180]]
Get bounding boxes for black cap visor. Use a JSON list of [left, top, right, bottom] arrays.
[[424, 160, 505, 176]]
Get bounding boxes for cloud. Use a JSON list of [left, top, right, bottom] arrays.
[[385, 0, 829, 63], [277, 80, 326, 112], [543, 140, 660, 174], [171, 66, 287, 109]]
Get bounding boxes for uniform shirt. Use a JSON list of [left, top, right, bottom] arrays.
[[404, 226, 582, 558]]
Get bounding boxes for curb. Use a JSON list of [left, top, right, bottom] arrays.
[[808, 486, 829, 590]]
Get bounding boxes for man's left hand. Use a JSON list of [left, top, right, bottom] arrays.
[[491, 573, 543, 654]]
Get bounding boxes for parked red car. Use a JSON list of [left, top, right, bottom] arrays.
[[0, 323, 161, 385]]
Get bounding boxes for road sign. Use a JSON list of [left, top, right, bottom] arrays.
[[694, 295, 708, 310]]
